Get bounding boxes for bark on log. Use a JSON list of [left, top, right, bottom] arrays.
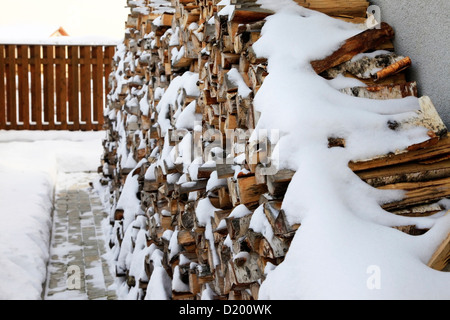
[[427, 231, 450, 271], [311, 23, 395, 75]]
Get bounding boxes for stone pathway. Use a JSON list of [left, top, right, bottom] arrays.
[[44, 172, 117, 300]]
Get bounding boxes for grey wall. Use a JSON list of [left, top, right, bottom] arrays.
[[369, 0, 450, 126]]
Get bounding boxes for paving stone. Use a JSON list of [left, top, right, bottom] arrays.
[[44, 172, 117, 300]]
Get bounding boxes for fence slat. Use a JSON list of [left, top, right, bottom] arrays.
[[43, 46, 55, 129], [68, 46, 80, 130], [104, 46, 114, 96], [92, 46, 104, 129], [55, 46, 67, 129], [17, 45, 30, 129], [1, 44, 114, 131], [5, 45, 17, 129], [30, 45, 42, 129], [0, 45, 5, 129], [80, 46, 92, 130]]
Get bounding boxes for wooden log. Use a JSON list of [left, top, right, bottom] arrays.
[[221, 53, 240, 69], [391, 202, 443, 217], [174, 179, 208, 195], [380, 177, 450, 211], [218, 186, 232, 209], [427, 231, 450, 271], [263, 201, 299, 237], [258, 236, 290, 260], [245, 228, 264, 252], [246, 138, 268, 172], [350, 133, 450, 172], [196, 264, 214, 284], [227, 252, 261, 290], [356, 159, 450, 188], [399, 96, 447, 141], [172, 291, 196, 300], [323, 53, 406, 80], [178, 229, 196, 247], [340, 82, 418, 100], [236, 174, 268, 205], [374, 56, 412, 82], [311, 23, 395, 75], [230, 7, 273, 24], [225, 212, 252, 240], [158, 13, 175, 27], [213, 209, 232, 230], [266, 169, 296, 198], [160, 212, 174, 231], [188, 270, 201, 294], [293, 0, 370, 18], [114, 209, 124, 221], [217, 164, 236, 179], [197, 166, 216, 179], [392, 224, 428, 236]]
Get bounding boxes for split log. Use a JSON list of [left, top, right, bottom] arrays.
[[266, 169, 296, 197], [391, 202, 443, 217], [258, 236, 290, 260], [380, 177, 450, 211], [398, 96, 447, 140], [144, 179, 159, 192], [356, 159, 450, 188], [311, 23, 395, 75], [324, 53, 405, 80], [340, 82, 418, 99], [225, 213, 252, 240], [178, 229, 196, 248], [263, 201, 299, 237], [427, 231, 450, 271], [374, 56, 412, 82], [188, 270, 201, 295], [227, 252, 261, 290], [350, 133, 450, 172], [236, 174, 268, 205], [350, 96, 449, 173], [174, 179, 209, 195], [230, 7, 274, 24], [293, 0, 370, 18]]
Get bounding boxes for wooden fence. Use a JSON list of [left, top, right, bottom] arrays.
[[0, 44, 116, 131]]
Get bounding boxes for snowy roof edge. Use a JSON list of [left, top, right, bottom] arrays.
[[0, 37, 123, 46]]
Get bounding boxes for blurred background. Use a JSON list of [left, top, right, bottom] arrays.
[[0, 0, 129, 42]]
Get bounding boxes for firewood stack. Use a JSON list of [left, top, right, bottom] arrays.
[[99, 0, 450, 300]]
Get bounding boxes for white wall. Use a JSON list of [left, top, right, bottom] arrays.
[[369, 0, 450, 126]]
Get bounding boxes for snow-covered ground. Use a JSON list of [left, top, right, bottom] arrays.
[[0, 130, 104, 299]]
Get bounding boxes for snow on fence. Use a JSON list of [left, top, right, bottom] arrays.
[[0, 44, 115, 130]]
